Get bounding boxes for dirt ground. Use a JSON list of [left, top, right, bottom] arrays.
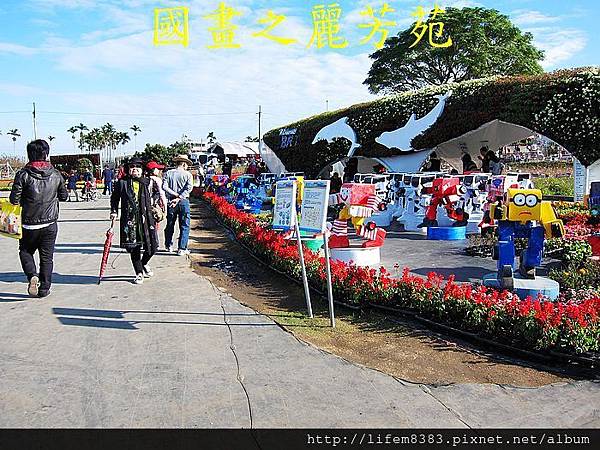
[[187, 201, 589, 387]]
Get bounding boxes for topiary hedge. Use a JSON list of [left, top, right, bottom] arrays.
[[264, 67, 599, 177]]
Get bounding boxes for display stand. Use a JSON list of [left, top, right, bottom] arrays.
[[427, 226, 467, 240], [482, 274, 560, 301], [329, 246, 381, 266], [298, 180, 335, 327]]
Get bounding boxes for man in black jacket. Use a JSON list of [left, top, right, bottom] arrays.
[[10, 140, 68, 298]]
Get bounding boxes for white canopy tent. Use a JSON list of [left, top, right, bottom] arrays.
[[209, 141, 259, 158], [379, 150, 433, 173], [320, 151, 433, 178], [434, 119, 534, 171], [259, 141, 287, 176]]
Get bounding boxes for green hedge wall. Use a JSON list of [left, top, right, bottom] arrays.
[[264, 67, 599, 177]]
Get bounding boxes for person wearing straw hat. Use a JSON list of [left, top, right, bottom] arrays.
[[110, 157, 158, 284], [162, 154, 194, 256]]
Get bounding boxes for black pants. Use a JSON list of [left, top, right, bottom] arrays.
[[19, 222, 58, 291], [129, 246, 153, 275]]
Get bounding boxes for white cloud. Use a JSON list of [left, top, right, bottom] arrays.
[[533, 29, 588, 69], [30, 18, 57, 27], [28, 0, 99, 10], [0, 42, 38, 56], [512, 10, 561, 26], [0, 82, 41, 97], [438, 0, 484, 8], [9, 6, 376, 152]]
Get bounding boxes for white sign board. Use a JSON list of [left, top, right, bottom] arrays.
[[300, 180, 330, 233], [574, 158, 588, 202], [273, 180, 297, 230]]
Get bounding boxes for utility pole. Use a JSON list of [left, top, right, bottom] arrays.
[[257, 105, 262, 143], [32, 102, 37, 139]]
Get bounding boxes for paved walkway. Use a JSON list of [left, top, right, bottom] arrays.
[[0, 198, 598, 427]]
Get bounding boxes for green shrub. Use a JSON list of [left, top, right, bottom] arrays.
[[550, 259, 600, 290], [546, 238, 592, 267], [533, 177, 574, 197]]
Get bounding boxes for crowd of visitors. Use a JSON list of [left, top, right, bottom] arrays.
[[7, 138, 506, 297], [7, 138, 205, 295]]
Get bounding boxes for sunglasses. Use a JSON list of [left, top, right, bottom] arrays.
[[129, 164, 143, 169]]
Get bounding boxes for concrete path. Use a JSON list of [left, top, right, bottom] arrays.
[[0, 198, 598, 428]]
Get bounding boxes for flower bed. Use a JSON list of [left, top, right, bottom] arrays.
[[203, 191, 600, 355]]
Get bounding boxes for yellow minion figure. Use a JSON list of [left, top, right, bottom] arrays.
[[492, 188, 564, 289]]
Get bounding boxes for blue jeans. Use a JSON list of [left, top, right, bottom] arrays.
[[164, 199, 190, 250]]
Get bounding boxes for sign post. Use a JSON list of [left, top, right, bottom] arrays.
[[294, 220, 313, 318], [299, 180, 334, 327], [273, 180, 316, 318], [322, 232, 335, 328]]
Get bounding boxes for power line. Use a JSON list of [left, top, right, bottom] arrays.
[[37, 110, 257, 117]]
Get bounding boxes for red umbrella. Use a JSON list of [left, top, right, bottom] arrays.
[[98, 218, 115, 285]]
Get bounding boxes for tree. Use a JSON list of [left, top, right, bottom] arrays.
[[118, 131, 130, 158], [47, 136, 56, 143], [206, 131, 216, 144], [364, 7, 544, 94], [137, 143, 171, 165], [136, 141, 191, 166], [67, 126, 78, 150], [77, 157, 94, 174], [7, 129, 20, 154], [169, 141, 190, 155], [130, 125, 141, 151], [73, 123, 89, 150], [245, 136, 259, 142]]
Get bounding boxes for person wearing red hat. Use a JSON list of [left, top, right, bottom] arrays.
[[110, 157, 158, 284], [146, 161, 168, 248]]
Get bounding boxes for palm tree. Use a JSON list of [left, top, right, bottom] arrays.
[[118, 131, 130, 160], [82, 128, 102, 155], [48, 135, 56, 142], [7, 129, 20, 154], [101, 123, 116, 162], [75, 123, 88, 150], [130, 125, 141, 152], [67, 126, 78, 150], [207, 131, 216, 145]]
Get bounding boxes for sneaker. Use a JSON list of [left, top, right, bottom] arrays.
[[38, 289, 51, 298], [28, 276, 40, 297], [166, 245, 175, 253], [177, 248, 190, 256], [143, 265, 154, 278], [133, 274, 144, 285]]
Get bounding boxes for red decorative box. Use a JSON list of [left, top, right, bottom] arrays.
[[340, 183, 376, 205], [588, 236, 600, 256]]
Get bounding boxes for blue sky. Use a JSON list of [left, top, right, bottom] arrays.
[[0, 0, 598, 157]]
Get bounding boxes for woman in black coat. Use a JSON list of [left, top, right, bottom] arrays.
[[110, 157, 158, 284]]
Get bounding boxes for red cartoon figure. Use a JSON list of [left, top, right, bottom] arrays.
[[328, 183, 387, 248], [418, 177, 469, 228]]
